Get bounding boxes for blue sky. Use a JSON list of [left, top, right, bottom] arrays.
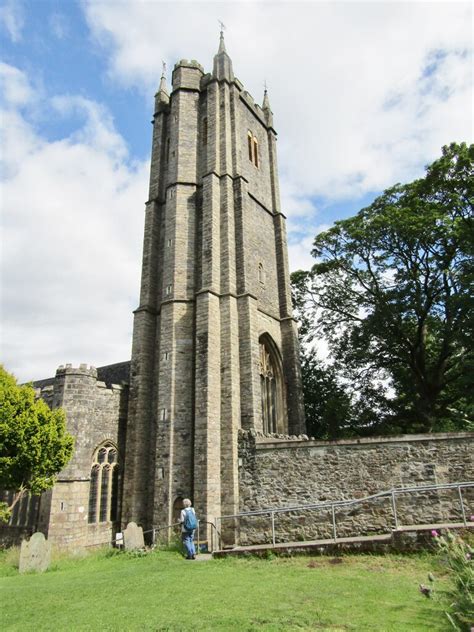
[[1, 0, 472, 381]]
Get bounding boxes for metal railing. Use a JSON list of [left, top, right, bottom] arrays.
[[83, 519, 221, 552], [214, 481, 474, 550], [149, 520, 220, 552]]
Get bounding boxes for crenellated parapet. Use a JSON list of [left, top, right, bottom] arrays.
[[172, 59, 204, 91], [239, 91, 271, 130], [56, 363, 97, 379]]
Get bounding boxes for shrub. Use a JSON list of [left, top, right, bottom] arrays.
[[433, 530, 473, 631]]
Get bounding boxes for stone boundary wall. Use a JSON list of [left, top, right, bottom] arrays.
[[237, 430, 474, 545]]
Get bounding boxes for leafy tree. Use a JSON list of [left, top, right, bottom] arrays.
[[0, 366, 74, 522], [300, 350, 353, 439], [293, 143, 473, 435]]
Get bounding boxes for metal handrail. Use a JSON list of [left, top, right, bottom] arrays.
[[215, 481, 474, 550], [218, 482, 474, 519], [148, 519, 221, 552], [85, 518, 222, 552]]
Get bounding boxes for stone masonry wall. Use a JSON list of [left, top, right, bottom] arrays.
[[237, 431, 474, 545], [40, 365, 128, 548]]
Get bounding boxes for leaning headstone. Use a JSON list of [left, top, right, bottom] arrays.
[[123, 522, 144, 550], [19, 532, 51, 574]]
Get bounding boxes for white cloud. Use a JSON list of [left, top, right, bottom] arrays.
[[0, 0, 24, 42], [0, 65, 148, 382], [2, 2, 472, 381], [0, 62, 33, 106], [288, 235, 315, 272], [83, 0, 472, 200]]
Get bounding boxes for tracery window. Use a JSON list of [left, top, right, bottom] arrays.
[[259, 336, 283, 434], [88, 443, 119, 524]]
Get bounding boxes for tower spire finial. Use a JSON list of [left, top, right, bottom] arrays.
[[155, 59, 169, 107], [213, 20, 233, 81], [263, 80, 270, 109], [217, 19, 226, 53], [262, 80, 273, 126], [158, 60, 168, 92]]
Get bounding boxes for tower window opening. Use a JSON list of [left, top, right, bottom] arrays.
[[253, 137, 259, 168], [258, 262, 265, 285], [247, 131, 259, 167], [88, 444, 118, 524]]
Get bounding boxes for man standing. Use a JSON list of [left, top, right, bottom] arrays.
[[179, 498, 197, 559]]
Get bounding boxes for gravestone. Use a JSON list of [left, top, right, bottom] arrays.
[[19, 532, 51, 573], [123, 522, 144, 550]]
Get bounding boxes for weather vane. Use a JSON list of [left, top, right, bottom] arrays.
[[218, 19, 226, 35]]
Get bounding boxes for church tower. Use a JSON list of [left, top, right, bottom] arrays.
[[123, 34, 305, 537]]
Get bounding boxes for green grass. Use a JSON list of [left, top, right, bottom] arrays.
[[0, 548, 452, 631]]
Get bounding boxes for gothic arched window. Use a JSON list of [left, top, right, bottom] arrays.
[[88, 443, 119, 524], [259, 335, 285, 434]]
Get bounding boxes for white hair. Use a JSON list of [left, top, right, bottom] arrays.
[[183, 498, 192, 508]]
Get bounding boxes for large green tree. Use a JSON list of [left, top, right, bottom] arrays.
[[0, 366, 74, 522], [293, 143, 473, 435]]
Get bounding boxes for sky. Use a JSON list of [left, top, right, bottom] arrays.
[[0, 0, 472, 382]]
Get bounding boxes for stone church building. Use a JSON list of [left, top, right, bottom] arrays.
[[2, 35, 306, 548], [3, 36, 472, 549]]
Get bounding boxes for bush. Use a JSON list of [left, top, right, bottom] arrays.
[[432, 529, 474, 631]]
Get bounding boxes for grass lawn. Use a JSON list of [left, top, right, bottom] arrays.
[[0, 548, 452, 631]]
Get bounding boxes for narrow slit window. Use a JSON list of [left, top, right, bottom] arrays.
[[253, 137, 259, 168], [247, 131, 259, 168], [166, 138, 170, 163], [203, 117, 208, 146], [247, 132, 253, 162]]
